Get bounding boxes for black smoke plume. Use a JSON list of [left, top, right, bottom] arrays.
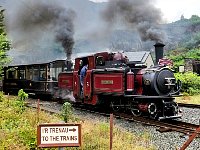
[[102, 0, 166, 42], [6, 0, 75, 60]]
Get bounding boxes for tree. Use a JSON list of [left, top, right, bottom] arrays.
[[0, 7, 11, 78], [190, 15, 200, 24]]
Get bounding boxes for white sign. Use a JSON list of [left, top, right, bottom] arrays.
[[37, 124, 81, 148]]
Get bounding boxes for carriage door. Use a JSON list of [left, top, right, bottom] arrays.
[[84, 70, 92, 100], [73, 58, 82, 99], [73, 71, 80, 98], [84, 56, 94, 100]]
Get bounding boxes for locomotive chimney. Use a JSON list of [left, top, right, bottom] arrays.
[[154, 43, 165, 64]]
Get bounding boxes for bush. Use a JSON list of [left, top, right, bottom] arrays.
[[18, 89, 28, 101], [0, 96, 61, 149], [175, 72, 200, 95], [13, 89, 29, 113], [61, 102, 73, 123]]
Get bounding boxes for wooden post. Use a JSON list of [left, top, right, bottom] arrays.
[[37, 99, 40, 150], [110, 114, 113, 150], [180, 126, 200, 150], [37, 99, 40, 124], [7, 93, 9, 107]]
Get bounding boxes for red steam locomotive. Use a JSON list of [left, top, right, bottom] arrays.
[[54, 43, 182, 120]]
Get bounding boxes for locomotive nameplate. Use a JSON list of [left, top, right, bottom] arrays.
[[94, 74, 123, 93], [62, 80, 69, 83], [101, 80, 113, 84]]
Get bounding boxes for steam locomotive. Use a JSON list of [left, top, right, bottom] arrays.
[[54, 43, 182, 120]]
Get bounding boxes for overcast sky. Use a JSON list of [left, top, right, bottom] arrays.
[[90, 0, 200, 23]]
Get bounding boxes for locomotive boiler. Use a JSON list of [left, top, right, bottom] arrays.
[[55, 43, 182, 120]]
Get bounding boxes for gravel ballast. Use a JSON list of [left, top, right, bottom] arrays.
[[27, 99, 200, 150]]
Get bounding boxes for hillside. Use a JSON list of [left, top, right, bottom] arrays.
[[1, 0, 200, 64]]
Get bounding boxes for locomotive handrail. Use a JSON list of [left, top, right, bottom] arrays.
[[144, 66, 171, 72], [168, 79, 182, 96], [92, 68, 125, 72], [128, 96, 174, 99]]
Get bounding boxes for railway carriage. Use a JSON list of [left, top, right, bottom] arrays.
[[3, 60, 67, 98]]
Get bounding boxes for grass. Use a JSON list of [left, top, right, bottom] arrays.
[[0, 93, 60, 150], [0, 92, 156, 150], [81, 120, 155, 150], [175, 94, 200, 104]]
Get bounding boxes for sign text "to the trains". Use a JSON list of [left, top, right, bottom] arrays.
[[37, 123, 81, 148]]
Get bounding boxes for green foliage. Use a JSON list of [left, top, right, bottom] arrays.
[[184, 32, 200, 49], [173, 15, 200, 49], [0, 95, 61, 149], [12, 89, 29, 113], [190, 15, 200, 24], [185, 48, 200, 59], [0, 8, 11, 76], [0, 96, 36, 149], [175, 72, 200, 95], [168, 48, 200, 71], [0, 95, 155, 149], [61, 102, 73, 123], [14, 100, 26, 113], [18, 89, 28, 101], [0, 91, 3, 102]]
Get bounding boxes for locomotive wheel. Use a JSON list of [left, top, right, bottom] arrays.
[[110, 100, 120, 112], [149, 112, 158, 119], [130, 105, 142, 117], [148, 103, 158, 119]]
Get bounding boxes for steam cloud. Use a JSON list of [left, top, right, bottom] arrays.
[[102, 0, 166, 42], [6, 0, 75, 60]]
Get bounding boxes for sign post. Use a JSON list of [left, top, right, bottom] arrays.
[[37, 123, 81, 148], [110, 114, 113, 150]]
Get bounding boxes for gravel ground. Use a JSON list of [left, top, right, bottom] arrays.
[[27, 99, 200, 150], [73, 108, 200, 150], [181, 107, 200, 125]]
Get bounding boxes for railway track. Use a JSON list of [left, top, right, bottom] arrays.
[[26, 98, 200, 137], [178, 103, 200, 109], [110, 112, 200, 136]]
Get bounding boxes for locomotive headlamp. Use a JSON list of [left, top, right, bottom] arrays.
[[165, 77, 175, 85], [165, 77, 175, 89]]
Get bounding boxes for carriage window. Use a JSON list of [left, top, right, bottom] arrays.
[[6, 67, 17, 79], [39, 66, 46, 81], [50, 68, 56, 81], [96, 56, 105, 66], [49, 61, 65, 81], [7, 71, 14, 79], [33, 66, 39, 81], [18, 69, 25, 79], [50, 67, 62, 81], [26, 67, 33, 80]]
